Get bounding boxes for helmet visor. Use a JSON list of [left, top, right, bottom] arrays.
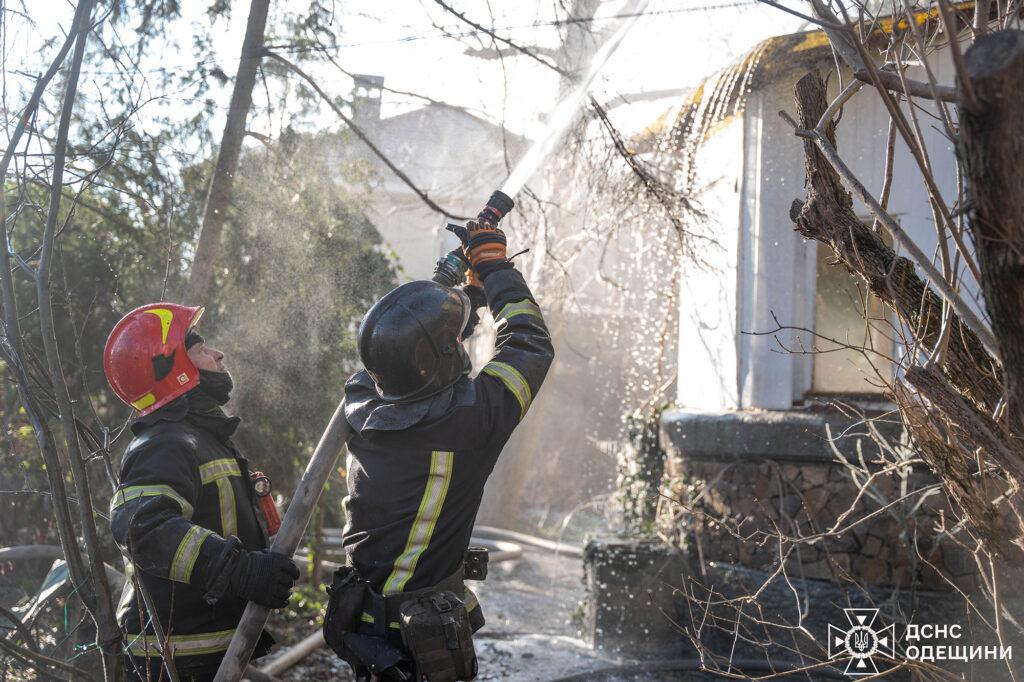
[[187, 307, 205, 332]]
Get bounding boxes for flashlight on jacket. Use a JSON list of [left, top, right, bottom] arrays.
[[250, 471, 282, 537], [432, 190, 515, 287]]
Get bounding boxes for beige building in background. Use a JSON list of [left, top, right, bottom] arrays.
[[338, 75, 528, 281]]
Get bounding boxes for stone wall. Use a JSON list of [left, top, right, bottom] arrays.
[[659, 408, 977, 592], [580, 406, 1020, 672]]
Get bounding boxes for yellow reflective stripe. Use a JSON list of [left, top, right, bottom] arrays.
[[132, 393, 156, 411], [124, 628, 237, 657], [215, 478, 237, 538], [199, 458, 239, 537], [199, 458, 240, 483], [169, 526, 211, 583], [481, 361, 532, 420], [110, 485, 193, 519], [497, 300, 542, 322], [382, 451, 454, 595], [358, 610, 401, 626]]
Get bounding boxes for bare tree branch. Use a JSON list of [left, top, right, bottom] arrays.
[[33, 0, 121, 668], [0, 636, 91, 679], [959, 31, 1024, 432], [787, 71, 1000, 410], [0, 0, 97, 657]]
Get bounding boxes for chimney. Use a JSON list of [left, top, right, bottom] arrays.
[[352, 74, 384, 126]]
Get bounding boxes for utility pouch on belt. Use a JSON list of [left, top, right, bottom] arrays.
[[399, 591, 477, 681], [324, 566, 369, 655], [324, 567, 406, 677]]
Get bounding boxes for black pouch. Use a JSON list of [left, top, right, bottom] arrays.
[[398, 591, 477, 681], [324, 567, 408, 677], [324, 566, 370, 654]]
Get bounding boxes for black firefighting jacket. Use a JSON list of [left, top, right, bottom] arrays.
[[342, 266, 554, 609], [110, 398, 272, 671]]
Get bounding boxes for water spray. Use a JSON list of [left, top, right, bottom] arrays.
[[499, 0, 653, 198], [218, 8, 654, 679], [434, 0, 650, 286]]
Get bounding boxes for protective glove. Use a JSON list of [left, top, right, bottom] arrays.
[[465, 265, 483, 290], [464, 220, 507, 270], [228, 548, 299, 609]]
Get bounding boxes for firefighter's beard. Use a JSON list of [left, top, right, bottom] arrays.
[[197, 369, 234, 405]]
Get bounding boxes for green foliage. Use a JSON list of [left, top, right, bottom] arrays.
[[614, 406, 668, 536]]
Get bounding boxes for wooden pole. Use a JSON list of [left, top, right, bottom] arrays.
[[214, 401, 350, 682]]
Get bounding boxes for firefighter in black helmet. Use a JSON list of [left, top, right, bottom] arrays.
[[357, 280, 474, 403], [324, 195, 554, 681]]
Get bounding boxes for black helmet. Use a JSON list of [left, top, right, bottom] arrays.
[[357, 281, 472, 402]]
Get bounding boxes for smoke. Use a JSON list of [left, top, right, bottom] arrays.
[[200, 130, 398, 504]]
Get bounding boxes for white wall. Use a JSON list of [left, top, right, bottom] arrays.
[[738, 89, 816, 409], [336, 104, 527, 281], [364, 189, 471, 281], [676, 116, 744, 410]]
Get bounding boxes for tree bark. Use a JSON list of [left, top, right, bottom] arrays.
[[789, 71, 1002, 415], [184, 0, 270, 304], [959, 31, 1024, 433], [0, 0, 90, 589]]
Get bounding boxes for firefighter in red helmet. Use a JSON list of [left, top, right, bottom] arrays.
[[104, 304, 298, 682]]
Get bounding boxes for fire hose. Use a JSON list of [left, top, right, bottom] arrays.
[[214, 402, 350, 682]]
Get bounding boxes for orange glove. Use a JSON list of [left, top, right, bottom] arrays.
[[464, 220, 507, 269]]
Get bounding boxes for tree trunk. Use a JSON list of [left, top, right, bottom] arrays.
[[184, 0, 271, 304], [0, 0, 91, 608], [959, 31, 1024, 433], [789, 71, 1002, 416]]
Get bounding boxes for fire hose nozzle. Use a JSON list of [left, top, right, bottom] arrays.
[[434, 190, 516, 287], [478, 190, 514, 226]]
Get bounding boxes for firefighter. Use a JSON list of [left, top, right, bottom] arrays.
[[325, 207, 554, 680], [104, 304, 299, 682]]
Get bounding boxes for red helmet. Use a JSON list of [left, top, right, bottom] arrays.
[[103, 303, 204, 415]]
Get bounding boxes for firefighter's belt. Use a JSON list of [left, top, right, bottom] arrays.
[[359, 566, 482, 637]]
